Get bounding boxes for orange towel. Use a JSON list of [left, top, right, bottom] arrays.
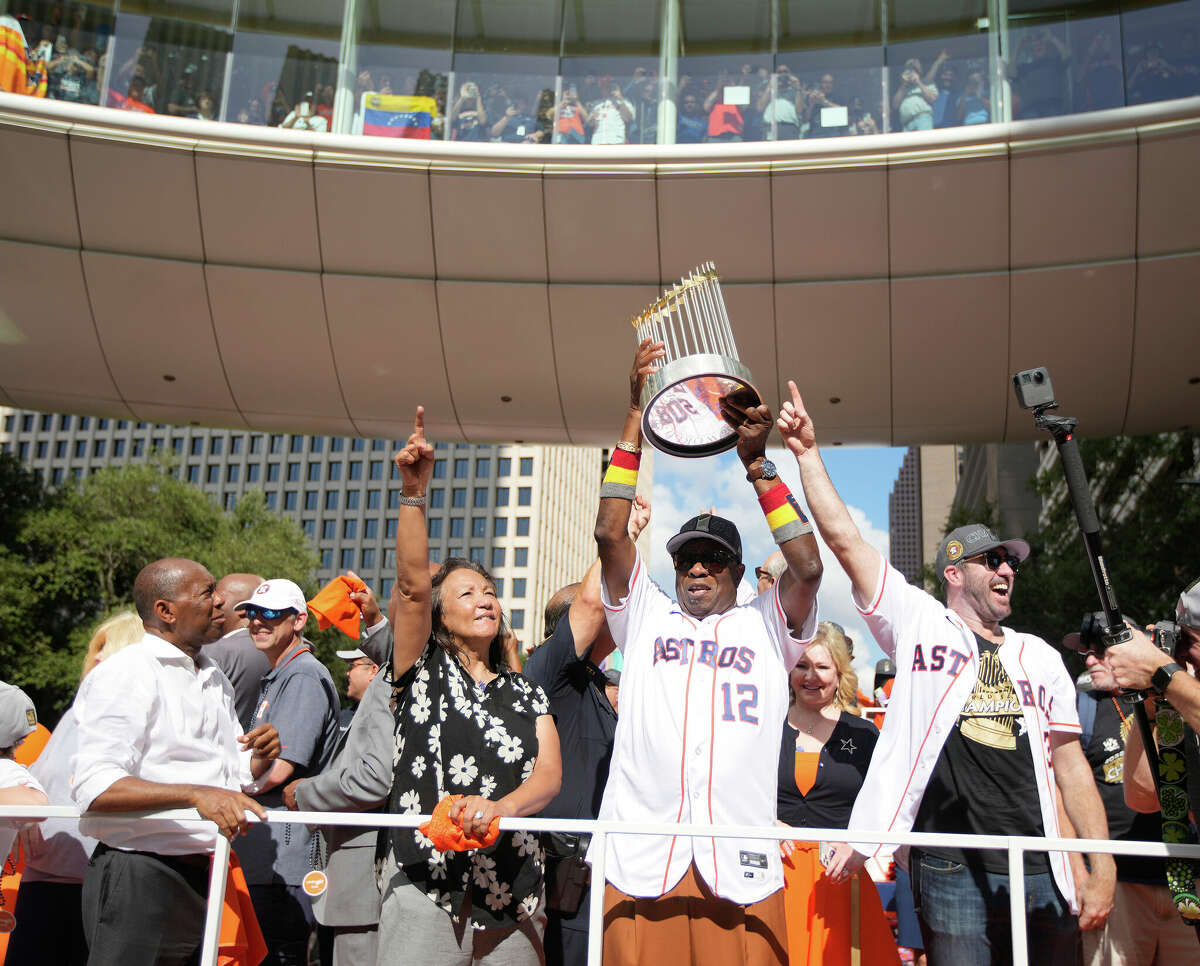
[[218, 852, 267, 966], [420, 795, 500, 852], [307, 575, 367, 639], [794, 752, 820, 797], [14, 725, 49, 768]]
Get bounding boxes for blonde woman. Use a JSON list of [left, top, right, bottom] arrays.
[[80, 610, 144, 679], [777, 622, 898, 966]]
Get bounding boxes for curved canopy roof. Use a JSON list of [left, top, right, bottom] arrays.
[[1, 93, 1198, 445]]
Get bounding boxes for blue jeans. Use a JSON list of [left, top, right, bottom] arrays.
[[916, 853, 1079, 966]]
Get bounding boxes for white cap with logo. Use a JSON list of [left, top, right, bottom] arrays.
[[0, 682, 37, 748], [236, 579, 308, 615]]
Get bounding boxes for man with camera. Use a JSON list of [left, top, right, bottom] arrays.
[[777, 380, 1114, 965]]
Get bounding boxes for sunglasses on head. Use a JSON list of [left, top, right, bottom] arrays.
[[242, 605, 296, 621], [960, 550, 1019, 575], [673, 549, 737, 575]]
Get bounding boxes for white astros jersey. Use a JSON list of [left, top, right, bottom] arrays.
[[594, 549, 817, 903]]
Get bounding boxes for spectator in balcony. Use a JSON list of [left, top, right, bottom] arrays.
[[893, 58, 938, 132], [114, 46, 159, 109], [240, 95, 265, 125], [112, 75, 155, 114], [450, 80, 488, 141], [759, 68, 802, 140], [167, 66, 199, 117], [676, 90, 707, 143], [629, 78, 659, 145], [590, 76, 634, 145], [1128, 41, 1183, 105], [957, 72, 991, 125], [555, 83, 590, 144], [268, 85, 291, 126], [1011, 27, 1070, 119], [849, 98, 880, 136], [777, 623, 899, 966], [491, 89, 540, 143], [47, 40, 97, 103], [316, 83, 334, 127], [195, 90, 217, 121], [803, 73, 848, 138], [1076, 29, 1124, 112], [704, 70, 745, 142], [926, 52, 962, 128], [280, 90, 328, 132]]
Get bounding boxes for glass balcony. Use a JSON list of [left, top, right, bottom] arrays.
[[2, 0, 1198, 142]]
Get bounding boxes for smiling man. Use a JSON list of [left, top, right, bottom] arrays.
[[234, 578, 340, 966], [777, 381, 1114, 966], [591, 341, 823, 966]]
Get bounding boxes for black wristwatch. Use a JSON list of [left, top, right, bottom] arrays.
[[746, 458, 778, 483], [1152, 661, 1184, 695]]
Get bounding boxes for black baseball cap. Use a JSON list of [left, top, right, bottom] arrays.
[[934, 523, 1030, 582], [666, 513, 742, 562]]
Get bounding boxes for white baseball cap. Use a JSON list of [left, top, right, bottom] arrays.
[[236, 579, 308, 615], [1177, 578, 1200, 629], [335, 648, 369, 661], [0, 683, 37, 748]]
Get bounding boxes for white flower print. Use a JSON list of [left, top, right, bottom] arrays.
[[410, 692, 433, 724], [479, 774, 497, 798], [397, 789, 421, 814], [413, 827, 436, 852], [497, 734, 523, 763], [518, 893, 539, 920], [472, 853, 498, 888], [439, 694, 450, 718], [484, 716, 508, 745], [485, 881, 513, 911], [448, 753, 479, 786], [410, 755, 427, 779], [520, 758, 535, 781], [427, 724, 441, 756], [473, 705, 490, 730], [427, 850, 448, 881], [512, 831, 539, 857]]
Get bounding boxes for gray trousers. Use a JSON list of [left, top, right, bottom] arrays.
[[376, 855, 545, 966], [331, 924, 379, 966]]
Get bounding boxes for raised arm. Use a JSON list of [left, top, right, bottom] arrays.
[[718, 395, 822, 633], [389, 407, 435, 675], [778, 381, 881, 603], [594, 339, 663, 605]]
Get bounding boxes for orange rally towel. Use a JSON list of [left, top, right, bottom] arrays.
[[218, 852, 267, 966], [420, 795, 500, 852], [307, 575, 367, 639], [794, 751, 820, 797]]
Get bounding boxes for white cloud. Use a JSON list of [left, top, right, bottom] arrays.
[[649, 447, 892, 691]]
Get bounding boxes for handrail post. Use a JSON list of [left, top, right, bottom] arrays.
[[199, 833, 231, 966], [1008, 842, 1028, 966], [587, 829, 607, 966]]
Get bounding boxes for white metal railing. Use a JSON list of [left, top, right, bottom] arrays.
[[3, 805, 1200, 966]]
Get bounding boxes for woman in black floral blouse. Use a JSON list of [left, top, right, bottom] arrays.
[[378, 407, 562, 965]]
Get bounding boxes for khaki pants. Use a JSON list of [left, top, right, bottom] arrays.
[[602, 863, 787, 966], [1082, 880, 1200, 966]]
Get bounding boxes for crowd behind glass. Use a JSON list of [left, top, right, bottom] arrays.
[[5, 0, 1200, 144]]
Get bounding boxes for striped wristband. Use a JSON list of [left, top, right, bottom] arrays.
[[600, 447, 640, 500], [758, 480, 813, 544]]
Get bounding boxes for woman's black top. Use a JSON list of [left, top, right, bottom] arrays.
[[387, 641, 551, 930], [776, 711, 879, 830]]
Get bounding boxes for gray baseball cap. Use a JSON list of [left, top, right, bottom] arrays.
[[934, 524, 1030, 582], [0, 683, 37, 749], [1177, 578, 1200, 629]]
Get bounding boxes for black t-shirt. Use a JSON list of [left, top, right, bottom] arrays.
[[914, 634, 1049, 873], [522, 616, 617, 822], [776, 712, 878, 829], [1080, 690, 1167, 883]]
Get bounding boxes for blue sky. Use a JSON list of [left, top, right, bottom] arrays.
[[647, 445, 907, 688]]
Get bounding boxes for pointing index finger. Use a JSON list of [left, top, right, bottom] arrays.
[[413, 405, 425, 436], [787, 380, 804, 411]]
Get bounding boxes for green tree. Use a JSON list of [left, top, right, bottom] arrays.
[[0, 460, 322, 724]]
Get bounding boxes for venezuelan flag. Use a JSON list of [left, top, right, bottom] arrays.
[[362, 93, 438, 139]]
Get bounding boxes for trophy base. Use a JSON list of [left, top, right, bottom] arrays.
[[640, 354, 762, 459]]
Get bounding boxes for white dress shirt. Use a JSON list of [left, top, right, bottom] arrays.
[[72, 633, 254, 855]]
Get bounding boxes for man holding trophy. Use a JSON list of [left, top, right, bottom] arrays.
[[591, 267, 823, 965]]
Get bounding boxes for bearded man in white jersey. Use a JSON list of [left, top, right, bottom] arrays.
[[591, 340, 823, 966]]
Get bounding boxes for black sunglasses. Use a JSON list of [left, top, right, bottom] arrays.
[[673, 549, 737, 575], [960, 550, 1019, 575], [242, 605, 296, 621]]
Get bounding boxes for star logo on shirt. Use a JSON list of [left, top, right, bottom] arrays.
[[840, 738, 857, 755]]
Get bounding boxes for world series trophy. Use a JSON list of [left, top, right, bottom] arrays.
[[632, 262, 762, 458]]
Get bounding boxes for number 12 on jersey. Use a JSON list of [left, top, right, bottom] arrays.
[[720, 683, 759, 724]]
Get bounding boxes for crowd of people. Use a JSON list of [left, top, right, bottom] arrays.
[[5, 3, 1200, 141], [2, 339, 1199, 966]]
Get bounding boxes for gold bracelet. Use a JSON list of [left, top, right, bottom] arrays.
[[615, 441, 641, 455]]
